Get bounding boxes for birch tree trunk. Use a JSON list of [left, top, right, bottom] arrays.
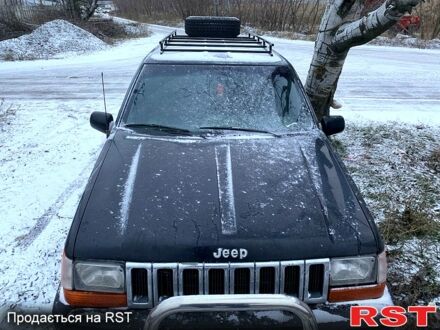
[[305, 0, 423, 121], [82, 0, 98, 20], [63, 0, 98, 20]]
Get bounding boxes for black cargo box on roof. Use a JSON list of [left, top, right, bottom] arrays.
[[185, 16, 241, 38]]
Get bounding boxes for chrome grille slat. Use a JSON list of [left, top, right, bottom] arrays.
[[126, 262, 153, 308], [304, 259, 330, 304], [153, 263, 178, 306], [280, 260, 304, 300], [204, 263, 229, 294], [128, 259, 330, 307], [230, 262, 255, 294], [178, 263, 203, 295], [255, 262, 280, 294]]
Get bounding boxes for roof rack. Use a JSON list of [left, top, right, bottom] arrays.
[[159, 31, 274, 56]]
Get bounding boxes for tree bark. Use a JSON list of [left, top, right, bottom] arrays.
[[63, 0, 98, 20], [82, 0, 98, 20], [305, 0, 422, 121]]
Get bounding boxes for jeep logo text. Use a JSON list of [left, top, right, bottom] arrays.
[[213, 248, 248, 259]]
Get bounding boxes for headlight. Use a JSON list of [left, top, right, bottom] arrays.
[[330, 256, 376, 287], [74, 261, 125, 293]]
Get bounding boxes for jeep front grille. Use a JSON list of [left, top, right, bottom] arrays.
[[259, 267, 276, 293], [126, 259, 329, 308], [131, 268, 149, 302], [283, 264, 301, 296], [182, 269, 199, 295], [207, 269, 225, 294]]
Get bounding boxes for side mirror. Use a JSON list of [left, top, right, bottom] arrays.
[[90, 111, 113, 134], [321, 115, 345, 136]]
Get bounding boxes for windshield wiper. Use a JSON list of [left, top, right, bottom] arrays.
[[124, 123, 194, 136], [199, 126, 281, 138]]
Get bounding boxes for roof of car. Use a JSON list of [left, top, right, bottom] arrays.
[[144, 32, 287, 66]]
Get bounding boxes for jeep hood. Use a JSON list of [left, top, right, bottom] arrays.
[[70, 130, 379, 262]]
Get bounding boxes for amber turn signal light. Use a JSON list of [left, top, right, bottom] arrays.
[[64, 289, 127, 308], [328, 282, 386, 303]]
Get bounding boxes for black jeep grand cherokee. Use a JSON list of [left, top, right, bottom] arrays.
[[54, 17, 390, 329]]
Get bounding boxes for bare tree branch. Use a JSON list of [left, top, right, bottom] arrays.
[[333, 0, 423, 52], [305, 0, 423, 121], [82, 0, 98, 20]]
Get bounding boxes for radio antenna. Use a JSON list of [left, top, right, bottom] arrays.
[[101, 72, 108, 116]]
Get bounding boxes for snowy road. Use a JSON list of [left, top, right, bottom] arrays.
[[0, 25, 439, 319], [1, 24, 439, 120]]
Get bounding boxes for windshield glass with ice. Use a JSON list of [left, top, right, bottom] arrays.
[[122, 64, 314, 134]]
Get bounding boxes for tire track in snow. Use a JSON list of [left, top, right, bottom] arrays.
[[15, 155, 98, 250]]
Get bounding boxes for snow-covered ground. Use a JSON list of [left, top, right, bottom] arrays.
[[0, 20, 107, 61], [0, 24, 439, 322]]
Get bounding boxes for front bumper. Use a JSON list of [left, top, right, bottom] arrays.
[[52, 287, 394, 329]]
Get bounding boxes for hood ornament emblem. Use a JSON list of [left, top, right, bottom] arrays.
[[213, 248, 248, 260]]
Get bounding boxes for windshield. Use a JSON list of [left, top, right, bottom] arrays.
[[122, 64, 313, 134]]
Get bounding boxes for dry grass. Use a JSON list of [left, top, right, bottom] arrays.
[[380, 206, 440, 245], [0, 50, 14, 61], [330, 137, 349, 158], [427, 148, 440, 173], [394, 263, 440, 306], [0, 20, 33, 42], [333, 123, 440, 310], [76, 19, 142, 43], [388, 240, 440, 309], [0, 99, 18, 127]]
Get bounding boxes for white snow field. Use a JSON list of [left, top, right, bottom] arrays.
[[0, 24, 439, 321]]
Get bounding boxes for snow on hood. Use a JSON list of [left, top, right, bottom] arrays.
[[70, 130, 379, 262]]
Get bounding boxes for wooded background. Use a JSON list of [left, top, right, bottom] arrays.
[[112, 0, 440, 39], [1, 0, 439, 40]]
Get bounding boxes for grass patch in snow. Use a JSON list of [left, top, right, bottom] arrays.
[[78, 18, 151, 44], [333, 124, 440, 219], [109, 17, 151, 39], [380, 207, 440, 244], [330, 138, 348, 158], [332, 121, 440, 307], [1, 51, 15, 61], [0, 99, 18, 126], [388, 241, 440, 307], [427, 148, 440, 174]]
